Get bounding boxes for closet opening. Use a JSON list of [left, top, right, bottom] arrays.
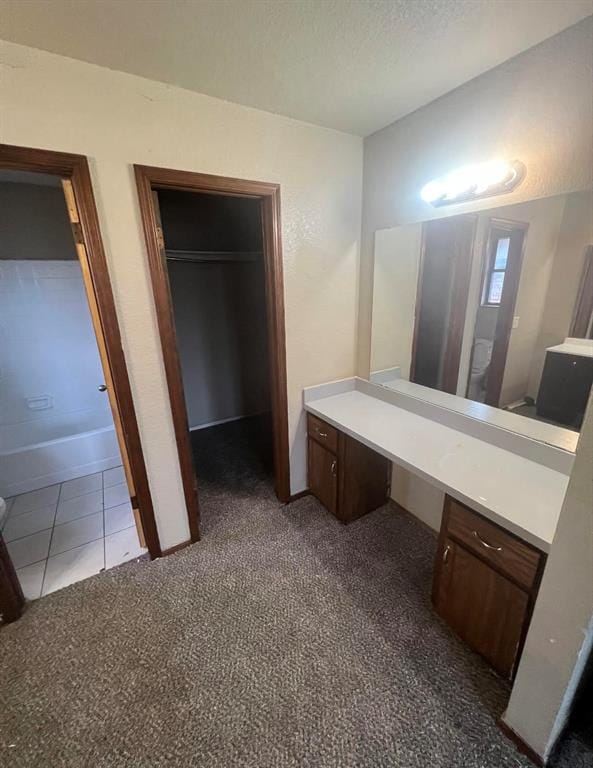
[[135, 167, 290, 542]]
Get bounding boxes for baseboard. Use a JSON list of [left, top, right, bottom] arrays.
[[161, 539, 193, 557], [189, 411, 269, 432], [288, 489, 311, 503], [498, 718, 544, 766], [390, 499, 439, 538]]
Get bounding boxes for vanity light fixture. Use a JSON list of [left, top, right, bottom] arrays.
[[420, 159, 525, 207]]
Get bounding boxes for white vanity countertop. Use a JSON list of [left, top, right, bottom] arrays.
[[305, 389, 569, 552], [546, 339, 593, 358]]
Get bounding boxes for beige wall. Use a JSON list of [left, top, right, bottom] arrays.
[[360, 18, 593, 378], [0, 40, 363, 549], [370, 224, 421, 377], [496, 196, 567, 407], [504, 391, 593, 759], [527, 189, 593, 397], [0, 181, 77, 260]]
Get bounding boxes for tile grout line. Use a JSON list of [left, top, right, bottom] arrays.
[[40, 482, 63, 598], [8, 469, 124, 518]]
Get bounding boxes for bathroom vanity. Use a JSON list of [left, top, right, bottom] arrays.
[[537, 338, 593, 429], [304, 377, 569, 679], [307, 413, 390, 523]]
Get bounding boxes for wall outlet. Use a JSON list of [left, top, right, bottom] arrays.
[[512, 316, 520, 329]]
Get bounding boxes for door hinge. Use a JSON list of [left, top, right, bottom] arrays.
[[156, 226, 165, 251], [130, 494, 138, 509], [71, 221, 84, 246]]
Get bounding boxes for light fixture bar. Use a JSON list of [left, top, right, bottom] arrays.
[[421, 160, 525, 207]]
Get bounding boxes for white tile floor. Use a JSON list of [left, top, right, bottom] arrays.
[[2, 466, 147, 600]]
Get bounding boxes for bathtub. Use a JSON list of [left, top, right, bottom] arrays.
[[0, 421, 122, 498]]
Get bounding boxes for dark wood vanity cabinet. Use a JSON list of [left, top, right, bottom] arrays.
[[433, 497, 545, 680], [307, 414, 390, 523], [536, 350, 593, 430]]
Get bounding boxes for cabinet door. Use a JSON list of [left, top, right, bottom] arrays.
[[537, 351, 593, 429], [307, 437, 337, 516], [436, 538, 529, 679], [338, 433, 390, 523]]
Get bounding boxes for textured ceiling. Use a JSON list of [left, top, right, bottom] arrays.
[[1, 0, 591, 136]]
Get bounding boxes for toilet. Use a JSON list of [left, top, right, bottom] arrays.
[[468, 338, 493, 402]]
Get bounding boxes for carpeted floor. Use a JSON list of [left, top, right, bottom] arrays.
[[0, 419, 588, 767]]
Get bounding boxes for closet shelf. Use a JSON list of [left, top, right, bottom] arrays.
[[165, 249, 262, 263]]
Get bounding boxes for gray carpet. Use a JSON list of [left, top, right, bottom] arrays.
[[0, 420, 587, 767]]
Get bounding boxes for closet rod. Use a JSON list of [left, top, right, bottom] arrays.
[[165, 249, 262, 264]]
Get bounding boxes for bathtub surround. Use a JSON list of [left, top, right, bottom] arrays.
[[0, 260, 120, 497], [2, 465, 145, 599]]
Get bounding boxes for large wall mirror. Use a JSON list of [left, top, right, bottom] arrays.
[[368, 188, 593, 443]]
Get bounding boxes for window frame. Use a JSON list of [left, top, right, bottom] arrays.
[[481, 228, 512, 307]]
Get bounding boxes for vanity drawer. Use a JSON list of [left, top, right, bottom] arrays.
[[307, 413, 338, 452], [446, 499, 542, 591]]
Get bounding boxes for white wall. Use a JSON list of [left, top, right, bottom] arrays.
[[370, 224, 421, 377], [504, 391, 593, 759], [168, 259, 270, 430], [0, 40, 362, 549], [528, 189, 593, 397]]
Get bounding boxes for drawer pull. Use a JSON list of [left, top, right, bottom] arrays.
[[473, 530, 502, 552], [443, 544, 451, 564], [331, 460, 337, 476], [317, 430, 328, 438]]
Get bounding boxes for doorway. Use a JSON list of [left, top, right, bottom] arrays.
[[134, 166, 290, 541], [466, 219, 528, 407], [0, 145, 159, 622], [410, 215, 477, 394]]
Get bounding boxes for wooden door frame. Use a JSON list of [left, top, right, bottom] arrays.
[[409, 215, 477, 394], [483, 218, 529, 407], [134, 165, 291, 543], [0, 144, 162, 570]]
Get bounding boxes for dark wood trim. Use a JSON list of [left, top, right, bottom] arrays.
[[570, 245, 593, 338], [441, 215, 478, 393], [0, 144, 161, 560], [410, 215, 477, 393], [134, 165, 291, 541], [498, 718, 544, 766], [408, 223, 428, 385], [0, 533, 25, 625], [484, 219, 529, 407], [162, 540, 193, 556], [288, 489, 311, 503]]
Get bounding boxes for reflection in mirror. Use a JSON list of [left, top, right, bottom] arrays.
[[370, 189, 593, 434]]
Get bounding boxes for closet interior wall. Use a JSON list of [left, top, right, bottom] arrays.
[[158, 189, 271, 440]]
